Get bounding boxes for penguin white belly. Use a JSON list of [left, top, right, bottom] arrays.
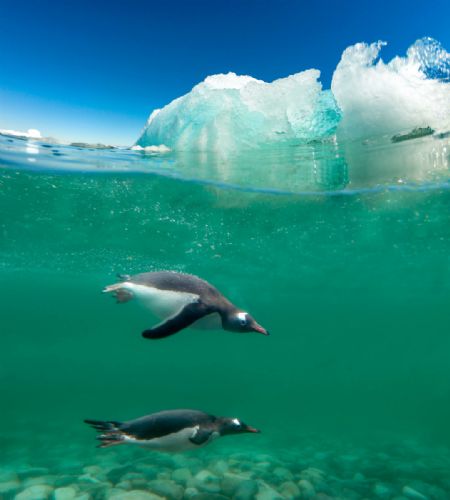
[[123, 283, 199, 319], [124, 427, 218, 452]]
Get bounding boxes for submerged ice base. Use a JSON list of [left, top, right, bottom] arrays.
[[136, 38, 450, 153]]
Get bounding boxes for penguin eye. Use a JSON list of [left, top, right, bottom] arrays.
[[232, 418, 241, 427], [237, 313, 247, 326]]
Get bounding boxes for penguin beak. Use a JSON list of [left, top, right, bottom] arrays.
[[252, 323, 269, 336], [244, 425, 261, 433]]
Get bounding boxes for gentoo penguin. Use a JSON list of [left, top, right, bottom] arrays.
[[103, 271, 268, 339], [84, 409, 260, 452]]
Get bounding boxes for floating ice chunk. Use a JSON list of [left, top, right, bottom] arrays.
[[331, 39, 450, 139], [0, 128, 42, 139], [136, 71, 340, 152], [131, 144, 171, 153]]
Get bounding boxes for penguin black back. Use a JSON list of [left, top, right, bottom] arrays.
[[120, 409, 215, 440]]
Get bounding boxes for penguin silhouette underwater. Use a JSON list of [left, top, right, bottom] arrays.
[[85, 409, 260, 452], [103, 270, 269, 339]]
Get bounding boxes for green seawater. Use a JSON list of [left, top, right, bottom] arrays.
[[1, 134, 450, 499]]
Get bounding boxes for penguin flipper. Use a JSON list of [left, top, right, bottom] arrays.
[[189, 427, 214, 445], [142, 302, 210, 340]]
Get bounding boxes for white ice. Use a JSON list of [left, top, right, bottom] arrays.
[[0, 128, 42, 139], [331, 40, 450, 139]]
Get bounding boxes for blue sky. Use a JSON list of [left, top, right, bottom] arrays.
[[0, 0, 449, 145]]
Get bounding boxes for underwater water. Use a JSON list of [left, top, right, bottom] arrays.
[[1, 126, 450, 500], [1, 32, 450, 500]]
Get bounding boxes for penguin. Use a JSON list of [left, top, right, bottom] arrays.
[[84, 409, 260, 452], [103, 271, 268, 339]]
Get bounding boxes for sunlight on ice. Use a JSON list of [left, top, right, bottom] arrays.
[[136, 38, 449, 153]]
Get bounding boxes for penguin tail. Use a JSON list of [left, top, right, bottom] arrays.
[[102, 282, 134, 303], [84, 419, 126, 448]]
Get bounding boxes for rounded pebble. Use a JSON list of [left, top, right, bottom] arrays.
[[53, 486, 78, 500], [15, 484, 54, 500]]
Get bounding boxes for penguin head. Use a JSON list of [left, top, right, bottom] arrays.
[[218, 417, 260, 436], [226, 311, 269, 335]]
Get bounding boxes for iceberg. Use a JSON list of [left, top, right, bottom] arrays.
[[136, 71, 341, 153], [136, 38, 450, 152]]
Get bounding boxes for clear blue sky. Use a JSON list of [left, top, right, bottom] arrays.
[[0, 0, 448, 145]]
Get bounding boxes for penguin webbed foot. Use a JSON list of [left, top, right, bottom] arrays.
[[113, 289, 133, 304]]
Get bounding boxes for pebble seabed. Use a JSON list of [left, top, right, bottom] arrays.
[[1, 435, 449, 500]]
